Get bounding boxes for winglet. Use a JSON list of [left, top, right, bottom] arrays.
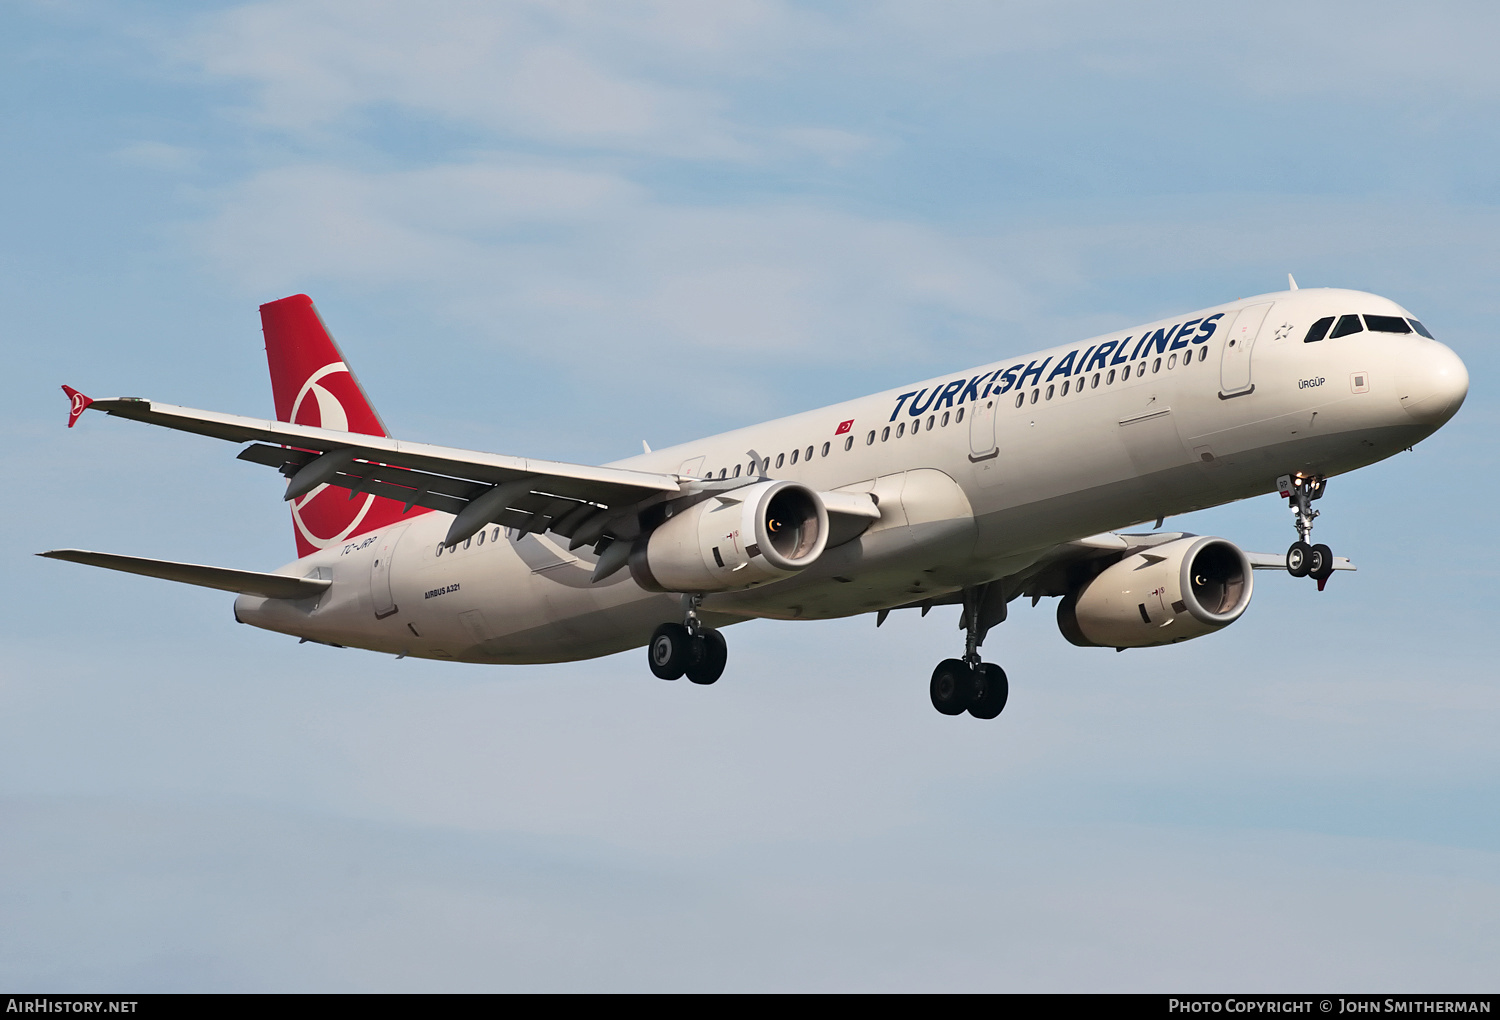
[[61, 385, 93, 428]]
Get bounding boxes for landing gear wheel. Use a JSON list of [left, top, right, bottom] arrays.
[[1286, 541, 1313, 578], [648, 623, 691, 680], [930, 658, 976, 716], [685, 629, 727, 685], [1310, 543, 1335, 584], [968, 663, 1009, 719]]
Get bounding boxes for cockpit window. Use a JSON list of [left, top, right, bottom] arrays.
[[1329, 314, 1364, 339], [1408, 318, 1435, 339], [1364, 315, 1412, 334], [1304, 316, 1334, 343]]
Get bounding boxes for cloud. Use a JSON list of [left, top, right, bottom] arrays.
[[178, 0, 797, 158], [192, 156, 1034, 381]]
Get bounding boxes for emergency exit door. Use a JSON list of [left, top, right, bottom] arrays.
[[369, 524, 409, 619]]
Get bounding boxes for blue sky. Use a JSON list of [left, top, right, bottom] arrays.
[[2, 0, 1497, 991]]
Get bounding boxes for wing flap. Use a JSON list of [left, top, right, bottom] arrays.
[[38, 549, 332, 599]]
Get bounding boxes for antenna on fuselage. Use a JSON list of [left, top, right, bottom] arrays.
[[1288, 273, 1299, 290]]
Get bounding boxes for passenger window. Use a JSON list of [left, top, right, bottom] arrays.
[[955, 408, 964, 423], [463, 537, 471, 550], [1029, 388, 1039, 404], [1045, 384, 1054, 400], [790, 449, 799, 464], [1168, 353, 1177, 369], [844, 436, 854, 451], [1092, 372, 1100, 388], [1014, 392, 1024, 408], [1199, 347, 1209, 362], [806, 446, 814, 460], [1408, 319, 1435, 339], [476, 531, 485, 546], [911, 418, 920, 434], [866, 431, 876, 445], [1106, 369, 1115, 384], [926, 415, 935, 430], [493, 527, 501, 542], [1152, 358, 1161, 373], [820, 442, 828, 457], [1138, 363, 1147, 378], [733, 464, 742, 477], [1304, 316, 1334, 343], [896, 423, 905, 438], [435, 544, 443, 557], [1329, 314, 1363, 339], [775, 453, 784, 468], [719, 468, 727, 479], [1365, 315, 1412, 334], [1060, 380, 1069, 396], [941, 411, 950, 427], [881, 427, 890, 442]]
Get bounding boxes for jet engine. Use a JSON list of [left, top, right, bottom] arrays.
[[1056, 535, 1252, 649], [629, 479, 829, 593]]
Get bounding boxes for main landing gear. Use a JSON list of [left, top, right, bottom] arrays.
[[929, 585, 1009, 719], [1278, 473, 1336, 590], [648, 595, 728, 685]]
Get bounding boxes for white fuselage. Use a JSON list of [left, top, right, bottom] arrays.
[[235, 288, 1468, 663]]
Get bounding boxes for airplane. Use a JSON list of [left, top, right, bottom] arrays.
[[42, 280, 1468, 718]]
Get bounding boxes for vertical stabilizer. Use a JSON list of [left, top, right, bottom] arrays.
[[260, 294, 429, 558]]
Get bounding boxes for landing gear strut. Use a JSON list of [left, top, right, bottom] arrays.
[[647, 594, 728, 684], [1278, 473, 1336, 590], [928, 584, 1010, 719]]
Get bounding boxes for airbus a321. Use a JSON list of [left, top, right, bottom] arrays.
[[45, 281, 1468, 718]]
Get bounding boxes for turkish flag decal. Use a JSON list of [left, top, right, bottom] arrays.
[[834, 419, 854, 436]]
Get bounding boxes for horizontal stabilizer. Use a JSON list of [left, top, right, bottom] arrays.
[[37, 549, 332, 599]]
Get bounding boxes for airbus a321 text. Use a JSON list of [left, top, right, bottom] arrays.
[[45, 282, 1468, 718]]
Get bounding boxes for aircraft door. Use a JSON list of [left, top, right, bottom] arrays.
[[1219, 302, 1271, 397], [369, 523, 409, 619], [968, 396, 998, 461]]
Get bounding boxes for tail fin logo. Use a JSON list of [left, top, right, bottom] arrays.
[[261, 293, 429, 559], [286, 360, 378, 552], [290, 362, 353, 433]]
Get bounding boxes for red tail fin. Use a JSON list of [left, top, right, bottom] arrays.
[[261, 294, 429, 558]]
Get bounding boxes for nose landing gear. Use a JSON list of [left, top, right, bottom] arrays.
[[928, 584, 1010, 719], [1278, 473, 1336, 590], [648, 594, 728, 684]]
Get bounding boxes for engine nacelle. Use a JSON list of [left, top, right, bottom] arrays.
[[1057, 535, 1253, 649], [629, 479, 829, 593]]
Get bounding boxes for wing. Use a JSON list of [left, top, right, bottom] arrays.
[[79, 396, 684, 548], [1012, 531, 1355, 600], [72, 395, 880, 555], [876, 531, 1357, 636]]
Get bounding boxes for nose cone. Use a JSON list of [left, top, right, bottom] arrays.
[[1400, 342, 1469, 426]]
